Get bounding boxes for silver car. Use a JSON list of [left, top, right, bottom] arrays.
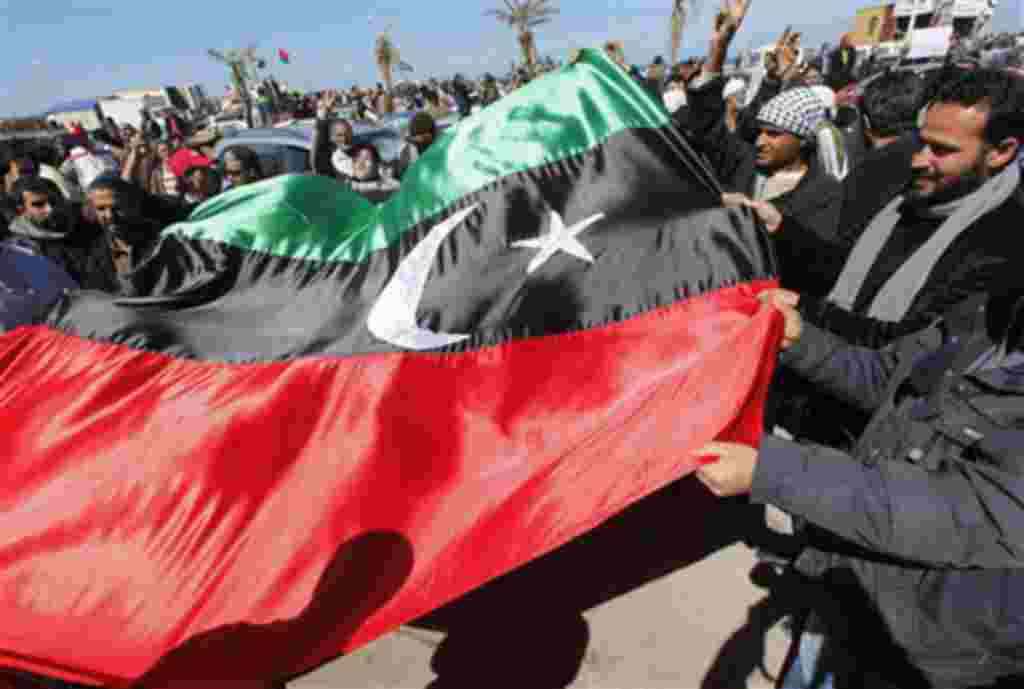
[[212, 125, 406, 176]]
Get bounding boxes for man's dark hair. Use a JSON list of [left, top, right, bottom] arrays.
[[929, 67, 1024, 147], [86, 175, 141, 199], [222, 145, 264, 178], [10, 176, 61, 208], [861, 69, 927, 137]]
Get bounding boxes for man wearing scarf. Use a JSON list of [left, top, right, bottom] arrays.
[[4, 177, 95, 284], [772, 68, 1023, 466], [800, 68, 1024, 349], [695, 280, 1024, 689]]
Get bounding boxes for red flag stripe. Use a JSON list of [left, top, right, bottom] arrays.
[[0, 280, 780, 685]]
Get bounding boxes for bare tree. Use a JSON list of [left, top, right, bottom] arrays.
[[484, 0, 559, 74]]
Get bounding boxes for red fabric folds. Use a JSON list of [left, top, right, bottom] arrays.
[[0, 281, 780, 686]]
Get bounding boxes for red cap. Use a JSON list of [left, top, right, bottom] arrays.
[[169, 149, 212, 179]]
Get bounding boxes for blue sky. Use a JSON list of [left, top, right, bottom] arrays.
[[1, 0, 1020, 116]]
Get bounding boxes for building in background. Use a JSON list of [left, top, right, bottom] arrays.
[[111, 86, 192, 112], [894, 0, 938, 35], [892, 0, 997, 38], [852, 4, 898, 44], [940, 0, 997, 38], [42, 99, 104, 131]]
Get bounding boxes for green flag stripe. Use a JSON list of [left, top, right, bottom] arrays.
[[165, 49, 672, 265]]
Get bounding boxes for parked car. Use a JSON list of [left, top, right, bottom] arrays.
[[211, 125, 406, 177], [207, 111, 251, 137]]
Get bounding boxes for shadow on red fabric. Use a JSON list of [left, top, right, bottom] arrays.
[[129, 531, 414, 689]]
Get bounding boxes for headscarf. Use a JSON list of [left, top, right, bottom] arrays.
[[757, 87, 849, 180], [756, 87, 828, 140]]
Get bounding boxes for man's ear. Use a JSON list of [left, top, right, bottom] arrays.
[[987, 137, 1020, 171]]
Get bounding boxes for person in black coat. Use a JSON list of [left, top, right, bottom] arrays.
[[695, 284, 1024, 689], [797, 68, 1024, 349], [79, 176, 193, 294], [677, 2, 844, 298], [839, 67, 927, 175], [826, 34, 858, 93], [769, 68, 1024, 449], [4, 176, 99, 286]]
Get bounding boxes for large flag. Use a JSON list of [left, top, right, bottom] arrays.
[[0, 50, 779, 686]]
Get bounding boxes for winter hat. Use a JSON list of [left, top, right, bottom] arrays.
[[169, 149, 212, 179], [756, 87, 829, 141]]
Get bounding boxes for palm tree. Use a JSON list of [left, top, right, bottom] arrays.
[[485, 0, 559, 74], [375, 28, 400, 112], [670, 0, 695, 66], [208, 46, 258, 128]]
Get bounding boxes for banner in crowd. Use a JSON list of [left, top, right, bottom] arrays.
[[0, 49, 780, 686]]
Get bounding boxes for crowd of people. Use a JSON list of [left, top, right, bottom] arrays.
[[3, 0, 1024, 685]]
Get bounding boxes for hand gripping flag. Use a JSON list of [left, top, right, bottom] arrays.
[[0, 50, 781, 687]]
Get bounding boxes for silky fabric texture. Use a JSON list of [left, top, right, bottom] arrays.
[[0, 285, 780, 686], [52, 128, 772, 362], [176, 48, 708, 265]]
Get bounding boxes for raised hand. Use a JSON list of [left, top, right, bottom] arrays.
[[712, 0, 753, 42], [768, 27, 802, 79], [317, 90, 339, 118]]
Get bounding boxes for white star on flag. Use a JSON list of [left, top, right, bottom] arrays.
[[512, 209, 605, 275]]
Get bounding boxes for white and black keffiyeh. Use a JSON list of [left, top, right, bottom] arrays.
[[756, 87, 828, 141]]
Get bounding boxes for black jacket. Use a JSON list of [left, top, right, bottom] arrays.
[[311, 117, 348, 182], [756, 293, 1024, 688], [78, 194, 192, 293], [676, 78, 844, 298], [799, 151, 1021, 349], [763, 135, 924, 447], [827, 46, 858, 92]]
